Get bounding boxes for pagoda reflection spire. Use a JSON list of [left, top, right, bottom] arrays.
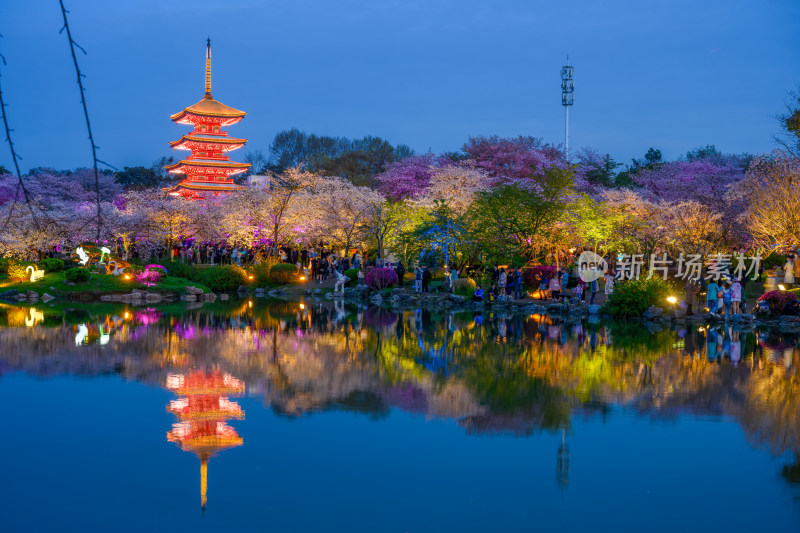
[[166, 370, 245, 511]]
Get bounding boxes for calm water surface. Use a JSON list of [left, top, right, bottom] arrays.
[[1, 300, 799, 532]]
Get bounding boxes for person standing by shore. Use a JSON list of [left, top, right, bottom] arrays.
[[513, 269, 523, 299], [784, 255, 795, 289], [449, 266, 458, 292], [731, 278, 742, 315], [414, 266, 423, 292], [707, 279, 720, 317], [395, 261, 406, 288], [588, 278, 599, 305], [604, 269, 615, 297], [549, 274, 561, 301], [684, 279, 696, 315]]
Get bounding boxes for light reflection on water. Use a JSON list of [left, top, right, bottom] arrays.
[[0, 300, 799, 529]]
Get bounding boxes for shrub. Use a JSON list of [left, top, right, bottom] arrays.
[[40, 258, 65, 272], [344, 268, 360, 287], [7, 262, 30, 281], [269, 263, 299, 284], [0, 257, 14, 274], [248, 254, 280, 285], [201, 265, 246, 292], [603, 277, 672, 318], [453, 277, 477, 297], [64, 267, 92, 283], [136, 265, 167, 286], [758, 290, 797, 313], [154, 259, 198, 281], [366, 267, 398, 290]]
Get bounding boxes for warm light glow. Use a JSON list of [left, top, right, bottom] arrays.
[[667, 296, 677, 304], [248, 301, 253, 308], [123, 312, 130, 319], [248, 275, 254, 280], [123, 274, 131, 280], [299, 303, 305, 310], [299, 276, 306, 281], [25, 307, 44, 327], [779, 284, 786, 291]]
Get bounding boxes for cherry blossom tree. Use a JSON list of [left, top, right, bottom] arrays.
[[423, 166, 489, 215], [375, 154, 435, 201], [460, 135, 566, 183], [304, 176, 383, 254], [727, 151, 800, 252], [259, 167, 318, 254], [632, 155, 748, 205]]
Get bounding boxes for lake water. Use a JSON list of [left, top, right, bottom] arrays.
[[1, 300, 798, 532]]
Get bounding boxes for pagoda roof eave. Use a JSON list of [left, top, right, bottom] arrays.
[[169, 95, 246, 121], [166, 182, 246, 193], [169, 135, 248, 147], [165, 160, 251, 171]]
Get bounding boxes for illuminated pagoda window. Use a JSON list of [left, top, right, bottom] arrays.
[[165, 39, 250, 200]]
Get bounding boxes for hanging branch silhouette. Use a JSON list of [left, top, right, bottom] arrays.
[[59, 0, 112, 249], [0, 46, 40, 231]]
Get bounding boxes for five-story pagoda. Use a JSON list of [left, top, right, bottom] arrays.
[[166, 39, 250, 199]]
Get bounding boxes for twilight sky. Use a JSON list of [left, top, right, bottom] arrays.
[[1, 0, 798, 172]]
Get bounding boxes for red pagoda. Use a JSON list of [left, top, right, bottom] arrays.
[[166, 39, 250, 199], [166, 370, 245, 510]]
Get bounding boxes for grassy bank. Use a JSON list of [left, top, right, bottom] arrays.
[[0, 271, 211, 295]]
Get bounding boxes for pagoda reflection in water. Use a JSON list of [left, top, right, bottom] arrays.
[[166, 370, 245, 511]]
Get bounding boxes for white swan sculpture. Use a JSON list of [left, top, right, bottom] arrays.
[[26, 265, 45, 282], [107, 260, 126, 276]]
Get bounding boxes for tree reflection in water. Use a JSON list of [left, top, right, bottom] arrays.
[[1, 300, 799, 486]]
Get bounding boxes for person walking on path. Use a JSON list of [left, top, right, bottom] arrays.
[[422, 266, 431, 292], [539, 274, 549, 300]]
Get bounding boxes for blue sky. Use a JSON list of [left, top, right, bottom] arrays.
[[1, 0, 798, 172]]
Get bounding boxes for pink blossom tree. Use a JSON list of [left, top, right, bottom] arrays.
[[460, 135, 567, 183]]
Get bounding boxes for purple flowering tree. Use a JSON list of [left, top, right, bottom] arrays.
[[461, 135, 567, 183], [632, 156, 747, 206], [375, 154, 435, 201]]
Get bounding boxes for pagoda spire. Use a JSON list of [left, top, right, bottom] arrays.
[[200, 457, 208, 511], [167, 41, 250, 199], [204, 38, 212, 99]]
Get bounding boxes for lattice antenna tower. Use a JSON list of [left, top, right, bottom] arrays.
[[560, 57, 574, 161]]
